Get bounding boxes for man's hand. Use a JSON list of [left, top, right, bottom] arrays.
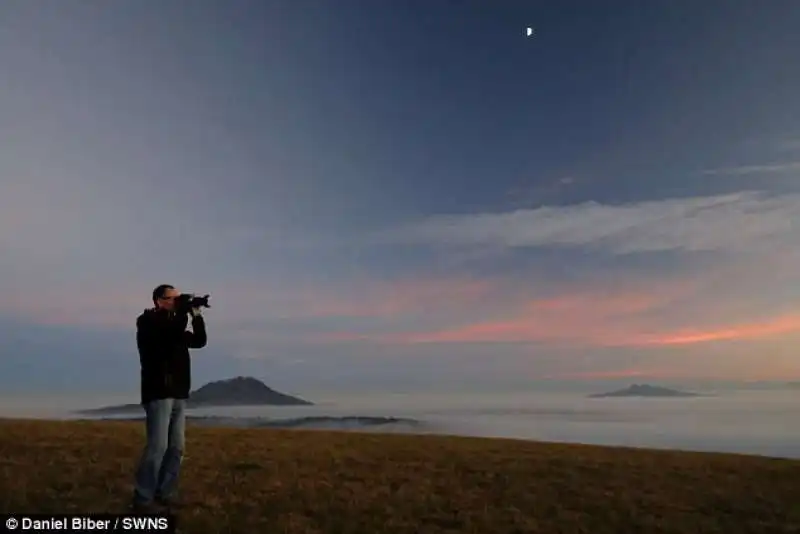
[[190, 307, 203, 318]]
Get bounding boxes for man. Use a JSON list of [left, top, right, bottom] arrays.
[[131, 284, 207, 514]]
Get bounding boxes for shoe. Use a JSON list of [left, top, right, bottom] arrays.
[[131, 499, 169, 514]]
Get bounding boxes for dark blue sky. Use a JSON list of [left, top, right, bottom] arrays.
[[2, 0, 800, 395]]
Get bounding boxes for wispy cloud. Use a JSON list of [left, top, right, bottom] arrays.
[[701, 162, 800, 175], [312, 279, 695, 347], [311, 250, 800, 350], [634, 313, 800, 346], [318, 304, 800, 349], [375, 191, 800, 254]]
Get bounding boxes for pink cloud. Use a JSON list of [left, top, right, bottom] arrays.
[[633, 313, 800, 346], [314, 278, 697, 344], [314, 279, 800, 348]]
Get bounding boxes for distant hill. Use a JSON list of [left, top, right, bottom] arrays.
[[189, 376, 312, 406], [76, 376, 312, 415], [589, 384, 704, 398]]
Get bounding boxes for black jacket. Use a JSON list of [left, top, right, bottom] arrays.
[[136, 308, 207, 404]]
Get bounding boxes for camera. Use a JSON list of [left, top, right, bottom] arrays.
[[176, 293, 211, 312]]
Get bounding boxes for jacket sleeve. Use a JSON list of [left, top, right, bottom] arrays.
[[185, 315, 207, 349]]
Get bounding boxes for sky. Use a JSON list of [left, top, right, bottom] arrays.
[[2, 0, 800, 395]]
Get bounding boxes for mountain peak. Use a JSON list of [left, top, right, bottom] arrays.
[[189, 376, 312, 406]]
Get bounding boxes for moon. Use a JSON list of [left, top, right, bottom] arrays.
[[526, 27, 534, 37]]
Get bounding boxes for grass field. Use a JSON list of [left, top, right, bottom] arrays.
[[0, 419, 799, 533]]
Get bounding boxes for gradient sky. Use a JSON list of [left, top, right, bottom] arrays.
[[2, 0, 800, 395]]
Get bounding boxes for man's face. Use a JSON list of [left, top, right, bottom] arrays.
[[156, 287, 180, 311]]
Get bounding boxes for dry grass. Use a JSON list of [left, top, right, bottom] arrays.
[[0, 419, 799, 533]]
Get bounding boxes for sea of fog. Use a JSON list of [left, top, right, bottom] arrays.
[[1, 385, 799, 460]]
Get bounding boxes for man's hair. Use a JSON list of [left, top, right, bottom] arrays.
[[152, 284, 175, 305]]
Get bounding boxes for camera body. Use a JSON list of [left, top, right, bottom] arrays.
[[176, 293, 211, 312]]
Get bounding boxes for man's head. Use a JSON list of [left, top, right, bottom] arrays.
[[153, 284, 180, 311]]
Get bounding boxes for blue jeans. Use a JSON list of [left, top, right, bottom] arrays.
[[133, 398, 186, 504]]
